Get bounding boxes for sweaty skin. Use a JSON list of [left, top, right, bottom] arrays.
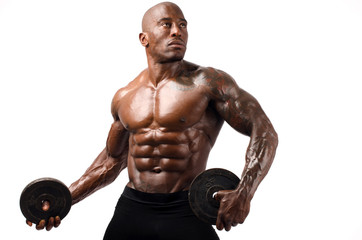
[[115, 64, 225, 193], [28, 2, 278, 232]]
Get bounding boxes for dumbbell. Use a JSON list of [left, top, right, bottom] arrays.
[[188, 168, 240, 225], [20, 178, 72, 224]]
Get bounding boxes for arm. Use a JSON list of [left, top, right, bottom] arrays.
[[29, 92, 129, 231], [69, 96, 130, 205], [205, 68, 278, 230], [69, 120, 129, 204]]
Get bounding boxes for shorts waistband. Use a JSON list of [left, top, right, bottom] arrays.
[[122, 186, 189, 205]]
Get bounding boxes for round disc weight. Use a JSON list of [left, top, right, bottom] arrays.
[[20, 178, 72, 224], [188, 168, 240, 225]]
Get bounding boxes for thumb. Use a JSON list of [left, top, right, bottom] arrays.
[[26, 220, 33, 227], [42, 200, 50, 211], [214, 190, 231, 202]]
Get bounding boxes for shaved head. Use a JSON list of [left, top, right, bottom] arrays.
[[142, 2, 185, 32], [139, 1, 188, 63]]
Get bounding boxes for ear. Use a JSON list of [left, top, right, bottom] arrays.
[[139, 32, 149, 47]]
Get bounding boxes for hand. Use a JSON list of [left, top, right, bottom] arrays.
[[214, 189, 251, 231], [25, 200, 61, 231]]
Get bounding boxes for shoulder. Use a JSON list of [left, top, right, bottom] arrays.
[[182, 61, 235, 85], [181, 62, 243, 100], [111, 69, 147, 119], [200, 66, 235, 83], [195, 66, 242, 101], [112, 69, 147, 100]]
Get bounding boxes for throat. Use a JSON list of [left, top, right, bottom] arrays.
[[147, 60, 184, 87]]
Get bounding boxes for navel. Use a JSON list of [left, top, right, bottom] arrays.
[[152, 167, 162, 173]]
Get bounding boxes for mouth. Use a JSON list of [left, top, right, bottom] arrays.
[[168, 39, 186, 48]]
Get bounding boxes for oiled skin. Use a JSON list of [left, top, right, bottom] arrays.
[[28, 2, 278, 233], [116, 64, 224, 193]]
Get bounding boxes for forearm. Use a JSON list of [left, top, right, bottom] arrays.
[[69, 148, 127, 205], [236, 124, 278, 200]]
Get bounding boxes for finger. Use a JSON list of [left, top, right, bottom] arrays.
[[36, 219, 46, 230], [214, 190, 227, 202], [26, 220, 32, 227], [239, 207, 250, 224], [216, 211, 224, 231], [240, 216, 246, 224], [54, 216, 61, 228], [46, 217, 54, 231], [42, 200, 50, 211], [223, 214, 234, 231], [216, 219, 224, 231], [225, 222, 232, 232]]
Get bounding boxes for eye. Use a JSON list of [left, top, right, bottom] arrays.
[[162, 22, 172, 28], [180, 22, 187, 28]]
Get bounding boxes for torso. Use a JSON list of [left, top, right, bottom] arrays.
[[113, 63, 224, 193]]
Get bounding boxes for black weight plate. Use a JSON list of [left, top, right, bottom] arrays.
[[20, 178, 72, 224], [188, 168, 240, 225]]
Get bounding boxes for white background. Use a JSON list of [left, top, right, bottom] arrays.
[[1, 0, 362, 239]]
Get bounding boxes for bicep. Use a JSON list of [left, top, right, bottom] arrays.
[[106, 120, 130, 159], [214, 88, 263, 136], [207, 70, 269, 136], [107, 93, 130, 159]]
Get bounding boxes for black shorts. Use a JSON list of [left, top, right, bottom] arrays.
[[103, 186, 219, 240]]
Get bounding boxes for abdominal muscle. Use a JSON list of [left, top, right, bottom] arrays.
[[126, 127, 212, 193]]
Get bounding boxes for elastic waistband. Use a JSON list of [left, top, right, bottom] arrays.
[[122, 186, 189, 205]]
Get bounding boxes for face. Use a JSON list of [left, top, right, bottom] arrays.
[[140, 3, 188, 63]]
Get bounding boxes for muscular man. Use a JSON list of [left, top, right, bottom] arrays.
[[27, 2, 278, 239]]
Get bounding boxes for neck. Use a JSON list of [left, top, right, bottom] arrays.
[[146, 56, 184, 86]]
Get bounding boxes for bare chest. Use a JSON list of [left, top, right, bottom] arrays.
[[117, 81, 210, 131]]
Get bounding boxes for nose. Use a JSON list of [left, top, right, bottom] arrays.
[[170, 24, 181, 37]]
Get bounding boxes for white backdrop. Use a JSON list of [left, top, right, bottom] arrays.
[[1, 0, 362, 239]]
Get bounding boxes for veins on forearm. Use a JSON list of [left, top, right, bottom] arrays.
[[69, 149, 127, 205], [202, 67, 278, 198], [238, 130, 278, 198]]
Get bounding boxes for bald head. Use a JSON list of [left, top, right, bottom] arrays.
[[142, 2, 185, 32], [139, 2, 188, 62]]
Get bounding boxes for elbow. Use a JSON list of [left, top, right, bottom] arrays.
[[265, 127, 278, 154], [255, 121, 279, 149], [259, 124, 279, 153], [262, 117, 278, 149], [271, 128, 278, 149]]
